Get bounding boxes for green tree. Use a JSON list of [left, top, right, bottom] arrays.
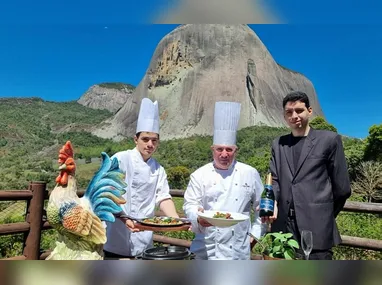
[[104, 145, 113, 156], [166, 166, 191, 190], [363, 124, 382, 162], [309, 116, 338, 132], [0, 138, 7, 147], [343, 137, 365, 180], [85, 156, 92, 164], [245, 149, 271, 178], [39, 159, 54, 172]]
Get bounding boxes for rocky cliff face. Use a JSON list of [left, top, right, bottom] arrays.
[[93, 25, 324, 141], [78, 83, 134, 113]]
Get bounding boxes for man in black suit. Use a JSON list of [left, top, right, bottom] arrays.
[[268, 91, 351, 260]]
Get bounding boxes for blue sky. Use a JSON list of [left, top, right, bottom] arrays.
[[0, 1, 381, 139]]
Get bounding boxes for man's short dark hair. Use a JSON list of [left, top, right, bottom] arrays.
[[282, 91, 311, 109], [135, 132, 160, 139]]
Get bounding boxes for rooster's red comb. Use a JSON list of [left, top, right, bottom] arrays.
[[58, 141, 74, 164]]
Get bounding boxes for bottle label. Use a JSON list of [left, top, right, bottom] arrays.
[[260, 198, 274, 211]]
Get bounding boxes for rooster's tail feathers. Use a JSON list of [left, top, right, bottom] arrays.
[[84, 152, 127, 223]]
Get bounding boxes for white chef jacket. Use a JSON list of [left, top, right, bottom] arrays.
[[183, 160, 267, 260], [103, 147, 172, 256]]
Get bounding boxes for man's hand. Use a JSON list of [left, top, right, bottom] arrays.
[[119, 218, 141, 232], [249, 233, 259, 250], [197, 207, 213, 227], [256, 201, 278, 224]]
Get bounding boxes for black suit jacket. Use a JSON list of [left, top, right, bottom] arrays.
[[269, 128, 351, 250]]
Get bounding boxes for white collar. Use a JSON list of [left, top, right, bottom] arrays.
[[133, 147, 152, 164], [212, 160, 237, 172]]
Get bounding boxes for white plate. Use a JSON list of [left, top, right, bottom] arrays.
[[197, 210, 249, 228]]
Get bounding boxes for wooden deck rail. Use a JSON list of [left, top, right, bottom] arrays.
[[342, 201, 382, 215], [1, 183, 382, 260], [0, 181, 46, 260], [0, 191, 33, 200]]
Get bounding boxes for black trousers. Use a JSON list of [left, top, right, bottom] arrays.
[[103, 250, 136, 260], [286, 215, 333, 260]]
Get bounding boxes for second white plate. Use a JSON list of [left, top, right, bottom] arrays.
[[197, 210, 249, 228]]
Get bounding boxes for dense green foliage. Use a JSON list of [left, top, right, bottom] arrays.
[[0, 98, 112, 190], [343, 136, 365, 180], [166, 166, 192, 189], [0, 97, 112, 149], [0, 100, 381, 260], [363, 124, 382, 162], [98, 82, 135, 90], [309, 116, 338, 132]]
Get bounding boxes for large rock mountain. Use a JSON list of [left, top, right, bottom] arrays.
[[78, 83, 134, 113], [93, 25, 323, 141]]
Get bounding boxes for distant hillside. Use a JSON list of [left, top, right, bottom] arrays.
[[98, 83, 135, 90], [0, 97, 113, 151], [0, 97, 117, 190], [77, 83, 135, 113], [0, 96, 363, 193], [0, 99, 289, 190]]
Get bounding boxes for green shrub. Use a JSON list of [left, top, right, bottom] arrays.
[[166, 166, 191, 189]]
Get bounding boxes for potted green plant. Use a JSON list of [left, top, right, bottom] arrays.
[[252, 232, 300, 260]]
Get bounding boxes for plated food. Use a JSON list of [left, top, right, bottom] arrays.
[[213, 212, 233, 219], [141, 217, 184, 226], [197, 210, 249, 228], [115, 213, 191, 231]]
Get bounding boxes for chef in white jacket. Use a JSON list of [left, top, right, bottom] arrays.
[[103, 98, 179, 259], [183, 101, 267, 260]]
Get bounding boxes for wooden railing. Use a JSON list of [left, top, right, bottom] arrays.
[[0, 182, 46, 260], [1, 182, 382, 260]]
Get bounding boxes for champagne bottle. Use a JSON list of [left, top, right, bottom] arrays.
[[259, 173, 275, 217]]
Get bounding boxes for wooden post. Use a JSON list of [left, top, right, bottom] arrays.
[[23, 181, 46, 260]]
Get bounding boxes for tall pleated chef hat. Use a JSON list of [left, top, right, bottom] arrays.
[[213, 101, 241, 146], [136, 98, 159, 134]]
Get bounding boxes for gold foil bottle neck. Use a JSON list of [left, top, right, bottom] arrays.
[[265, 173, 272, 185]]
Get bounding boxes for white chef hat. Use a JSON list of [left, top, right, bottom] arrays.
[[213, 101, 241, 146], [136, 98, 160, 134]]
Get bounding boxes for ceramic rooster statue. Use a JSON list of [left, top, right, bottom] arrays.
[[46, 141, 127, 260]]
